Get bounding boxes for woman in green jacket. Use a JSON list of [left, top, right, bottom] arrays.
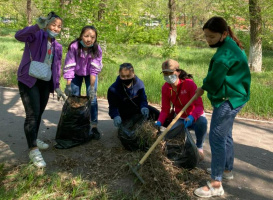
[[194, 16, 251, 198]]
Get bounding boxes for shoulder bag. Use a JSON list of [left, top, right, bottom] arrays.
[[28, 43, 52, 81]]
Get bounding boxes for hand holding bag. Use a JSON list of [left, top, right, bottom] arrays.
[[28, 43, 52, 81]]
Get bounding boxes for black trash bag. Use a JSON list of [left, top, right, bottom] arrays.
[[165, 125, 200, 169], [118, 106, 160, 152], [147, 105, 160, 122], [118, 114, 148, 151], [55, 96, 92, 149]]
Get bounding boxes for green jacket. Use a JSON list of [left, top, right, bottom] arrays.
[[202, 36, 251, 108]]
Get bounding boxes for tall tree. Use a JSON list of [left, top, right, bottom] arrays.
[[98, 0, 106, 21], [168, 0, 177, 45], [249, 0, 262, 72], [27, 0, 31, 26]]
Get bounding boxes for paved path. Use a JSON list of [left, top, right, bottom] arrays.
[[0, 86, 272, 200]]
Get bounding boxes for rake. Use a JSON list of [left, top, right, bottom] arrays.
[[128, 94, 198, 184]]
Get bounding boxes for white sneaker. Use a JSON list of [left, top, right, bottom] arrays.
[[29, 149, 46, 168], [194, 181, 224, 198], [37, 139, 49, 150], [206, 168, 234, 180]]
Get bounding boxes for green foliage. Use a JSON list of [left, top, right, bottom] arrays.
[[236, 30, 250, 52], [160, 44, 178, 58]]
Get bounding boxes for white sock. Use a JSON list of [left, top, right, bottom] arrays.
[[30, 148, 39, 153]]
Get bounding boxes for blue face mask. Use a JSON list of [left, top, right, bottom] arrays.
[[80, 40, 93, 48], [164, 74, 177, 84], [47, 29, 59, 38]]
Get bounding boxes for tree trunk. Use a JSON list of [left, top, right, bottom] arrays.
[[98, 0, 106, 21], [60, 0, 65, 17], [249, 0, 262, 72], [168, 0, 177, 46], [192, 16, 197, 28], [60, 0, 65, 12], [26, 0, 31, 26]]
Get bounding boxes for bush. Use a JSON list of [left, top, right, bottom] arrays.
[[117, 25, 167, 45], [160, 44, 178, 58]]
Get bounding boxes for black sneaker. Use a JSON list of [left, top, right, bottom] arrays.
[[91, 127, 101, 140]]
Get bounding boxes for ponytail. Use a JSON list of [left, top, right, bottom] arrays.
[[176, 69, 193, 80], [227, 26, 244, 50]]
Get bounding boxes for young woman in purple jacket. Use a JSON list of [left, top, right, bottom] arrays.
[[63, 26, 103, 140], [15, 11, 65, 168]]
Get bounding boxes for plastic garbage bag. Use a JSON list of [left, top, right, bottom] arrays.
[[55, 96, 92, 149], [164, 125, 200, 169], [118, 106, 160, 151], [118, 114, 147, 151]]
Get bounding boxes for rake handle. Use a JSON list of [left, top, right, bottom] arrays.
[[138, 93, 198, 165]]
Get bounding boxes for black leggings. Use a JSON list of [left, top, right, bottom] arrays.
[[18, 80, 50, 148]]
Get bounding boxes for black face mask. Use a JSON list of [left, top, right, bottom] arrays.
[[209, 35, 225, 48], [122, 78, 133, 86]]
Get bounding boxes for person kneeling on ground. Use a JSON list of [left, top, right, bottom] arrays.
[[107, 63, 159, 151], [155, 59, 207, 160]]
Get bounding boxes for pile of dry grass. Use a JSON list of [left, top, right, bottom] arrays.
[[67, 96, 89, 108], [54, 120, 208, 199]]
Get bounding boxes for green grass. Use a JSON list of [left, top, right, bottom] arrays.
[[1, 30, 273, 119], [99, 44, 273, 119], [0, 164, 118, 199]]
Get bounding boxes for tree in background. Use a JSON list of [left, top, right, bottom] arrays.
[[168, 0, 176, 45], [98, 0, 106, 21], [27, 0, 31, 26], [249, 0, 262, 72]]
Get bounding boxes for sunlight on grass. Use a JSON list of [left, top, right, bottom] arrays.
[[0, 33, 272, 119], [0, 164, 110, 199]]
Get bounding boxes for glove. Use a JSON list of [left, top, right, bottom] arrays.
[[141, 107, 149, 119], [155, 121, 163, 136], [64, 84, 72, 96], [184, 115, 194, 128], [88, 86, 96, 100], [36, 16, 49, 29], [113, 116, 122, 127], [154, 121, 161, 127], [55, 88, 66, 101]]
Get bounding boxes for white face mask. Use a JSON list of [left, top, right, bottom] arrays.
[[164, 74, 177, 84]]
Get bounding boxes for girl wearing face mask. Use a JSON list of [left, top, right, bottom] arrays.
[[155, 59, 207, 159], [63, 26, 103, 140], [15, 11, 65, 168], [194, 17, 251, 198]]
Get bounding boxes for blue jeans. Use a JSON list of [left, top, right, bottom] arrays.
[[165, 115, 207, 149], [210, 101, 244, 181], [71, 74, 98, 125]]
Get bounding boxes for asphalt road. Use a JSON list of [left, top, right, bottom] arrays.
[[0, 86, 272, 200]]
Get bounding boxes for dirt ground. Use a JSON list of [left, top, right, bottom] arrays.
[[0, 86, 273, 200]]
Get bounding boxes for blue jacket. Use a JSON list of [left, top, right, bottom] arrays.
[[107, 75, 148, 120], [15, 24, 62, 92]]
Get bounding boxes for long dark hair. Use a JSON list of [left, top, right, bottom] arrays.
[[176, 69, 193, 80], [203, 16, 244, 50], [68, 25, 100, 58]]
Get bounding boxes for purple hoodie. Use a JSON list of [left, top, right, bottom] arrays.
[[15, 24, 62, 92], [63, 41, 103, 81]]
